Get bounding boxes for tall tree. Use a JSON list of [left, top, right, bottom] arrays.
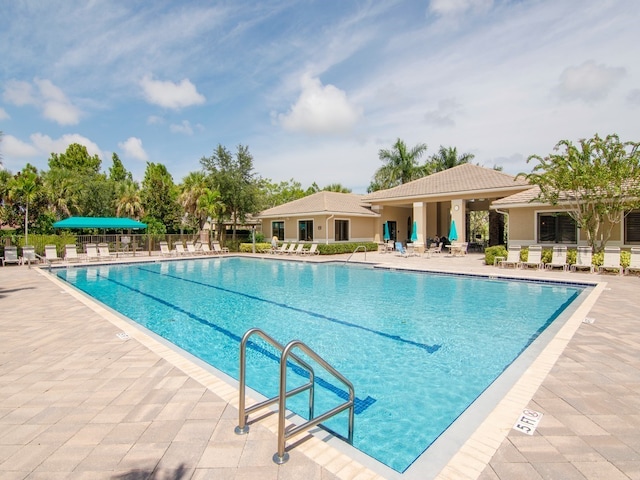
[[322, 183, 352, 193], [9, 165, 41, 244], [522, 133, 640, 251], [109, 153, 132, 182], [179, 171, 209, 230], [427, 146, 475, 173], [115, 180, 144, 219], [368, 138, 428, 192], [140, 162, 181, 232], [201, 144, 259, 241], [48, 143, 101, 174]]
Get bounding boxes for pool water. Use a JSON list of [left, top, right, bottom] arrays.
[[57, 257, 583, 472]]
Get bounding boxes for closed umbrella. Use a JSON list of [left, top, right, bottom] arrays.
[[383, 222, 390, 241], [449, 220, 458, 242], [410, 221, 418, 242]]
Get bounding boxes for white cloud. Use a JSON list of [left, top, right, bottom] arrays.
[[2, 134, 40, 157], [556, 60, 626, 103], [118, 137, 148, 161], [277, 76, 362, 135], [140, 75, 206, 109], [170, 120, 192, 135], [2, 78, 81, 125], [424, 98, 462, 128], [147, 115, 164, 125], [0, 107, 9, 120], [3, 133, 102, 159], [429, 0, 493, 16], [31, 133, 102, 158]]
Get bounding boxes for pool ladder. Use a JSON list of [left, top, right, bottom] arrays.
[[344, 245, 367, 264], [235, 328, 355, 464]]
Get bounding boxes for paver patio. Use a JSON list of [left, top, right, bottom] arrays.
[[1, 251, 639, 479]]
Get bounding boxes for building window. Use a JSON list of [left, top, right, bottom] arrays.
[[625, 210, 640, 244], [335, 219, 349, 241], [537, 212, 577, 244], [298, 220, 313, 241], [272, 221, 284, 241]]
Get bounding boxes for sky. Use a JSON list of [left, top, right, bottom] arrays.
[[1, 0, 639, 194]]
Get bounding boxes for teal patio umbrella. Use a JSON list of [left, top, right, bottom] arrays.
[[383, 222, 390, 241], [410, 221, 418, 242], [449, 220, 458, 242]]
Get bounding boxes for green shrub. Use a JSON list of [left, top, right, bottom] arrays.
[[484, 245, 507, 266], [239, 242, 271, 253]]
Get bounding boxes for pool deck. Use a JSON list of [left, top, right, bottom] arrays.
[[1, 251, 639, 479]]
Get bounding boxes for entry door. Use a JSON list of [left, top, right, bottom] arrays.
[[387, 221, 397, 241]]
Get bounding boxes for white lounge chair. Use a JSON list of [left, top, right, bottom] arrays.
[[571, 246, 594, 273], [85, 243, 100, 261], [44, 244, 62, 263], [20, 245, 38, 265], [65, 244, 80, 262], [499, 245, 521, 268], [186, 242, 199, 255], [200, 243, 215, 255], [599, 246, 622, 275], [1, 246, 21, 266], [625, 247, 640, 275], [521, 245, 543, 269], [284, 243, 297, 255], [274, 243, 289, 255], [159, 241, 174, 257], [212, 242, 229, 254], [174, 242, 187, 256], [293, 244, 305, 255], [545, 245, 568, 271], [301, 244, 319, 255], [98, 243, 114, 261]]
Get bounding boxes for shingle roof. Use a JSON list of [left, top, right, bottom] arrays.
[[491, 186, 543, 207], [258, 191, 378, 218], [362, 163, 530, 201]]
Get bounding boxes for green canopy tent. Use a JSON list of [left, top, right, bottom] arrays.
[[53, 217, 147, 256]]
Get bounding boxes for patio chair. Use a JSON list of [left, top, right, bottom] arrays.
[[571, 246, 594, 273], [521, 245, 543, 269], [186, 242, 200, 255], [174, 242, 187, 256], [1, 246, 21, 266], [598, 246, 622, 275], [212, 242, 229, 254], [64, 244, 80, 262], [98, 243, 115, 261], [159, 241, 174, 257], [274, 243, 289, 255], [301, 243, 319, 255], [20, 245, 38, 265], [44, 244, 62, 263], [625, 247, 640, 275], [395, 242, 408, 257], [427, 242, 443, 256], [85, 243, 100, 261], [545, 245, 568, 271], [199, 243, 215, 255], [498, 245, 522, 268]]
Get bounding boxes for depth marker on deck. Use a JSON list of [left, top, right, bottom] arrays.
[[513, 409, 543, 435]]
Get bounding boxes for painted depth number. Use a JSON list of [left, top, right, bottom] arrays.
[[513, 409, 543, 435]]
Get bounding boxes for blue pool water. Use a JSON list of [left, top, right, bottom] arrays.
[[57, 257, 583, 472]]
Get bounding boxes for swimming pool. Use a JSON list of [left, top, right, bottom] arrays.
[[56, 257, 585, 473]]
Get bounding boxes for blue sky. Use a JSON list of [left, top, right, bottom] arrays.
[[1, 0, 639, 193]]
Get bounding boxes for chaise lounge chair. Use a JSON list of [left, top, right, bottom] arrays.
[[571, 246, 594, 273], [44, 244, 62, 263], [212, 242, 229, 254], [625, 247, 640, 275], [499, 245, 521, 268], [545, 245, 568, 271], [521, 245, 543, 269], [301, 244, 319, 255], [65, 244, 80, 262], [1, 246, 21, 266], [283, 243, 297, 255], [599, 246, 622, 275], [293, 244, 305, 255], [98, 243, 115, 261], [85, 243, 100, 261], [274, 243, 289, 255], [159, 241, 174, 257], [20, 245, 38, 265], [395, 242, 408, 257]]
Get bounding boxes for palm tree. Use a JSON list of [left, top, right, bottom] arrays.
[[197, 188, 225, 240], [115, 180, 144, 219], [369, 138, 428, 192], [179, 172, 208, 228], [428, 146, 475, 173], [322, 183, 352, 193], [9, 169, 39, 245]]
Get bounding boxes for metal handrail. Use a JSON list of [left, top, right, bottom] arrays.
[[274, 339, 354, 464], [344, 245, 367, 264], [234, 328, 355, 465], [235, 328, 315, 435]]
